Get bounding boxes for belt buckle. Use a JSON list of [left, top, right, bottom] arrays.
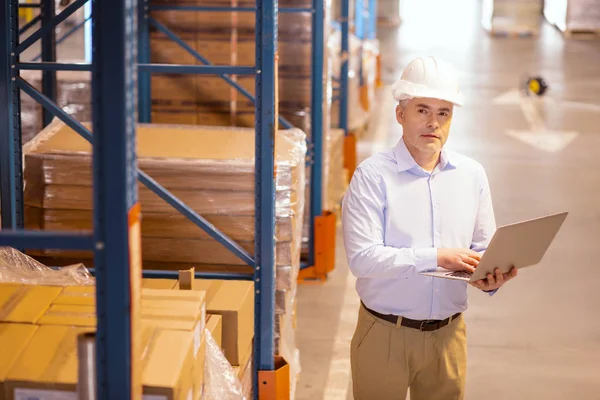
[[419, 320, 438, 331]]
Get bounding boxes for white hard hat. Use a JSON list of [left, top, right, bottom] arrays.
[[391, 57, 464, 107]]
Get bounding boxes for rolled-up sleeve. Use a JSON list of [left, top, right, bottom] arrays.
[[342, 168, 438, 279]]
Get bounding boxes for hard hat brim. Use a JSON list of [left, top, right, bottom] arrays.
[[391, 80, 464, 107]]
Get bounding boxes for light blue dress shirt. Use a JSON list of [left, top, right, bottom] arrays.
[[342, 138, 497, 320]]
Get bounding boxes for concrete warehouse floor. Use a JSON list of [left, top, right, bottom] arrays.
[[295, 1, 600, 399]]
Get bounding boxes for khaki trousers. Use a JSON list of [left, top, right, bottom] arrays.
[[351, 304, 467, 400]]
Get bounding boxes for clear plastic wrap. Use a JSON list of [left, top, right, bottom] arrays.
[[203, 327, 247, 400], [0, 246, 94, 286]]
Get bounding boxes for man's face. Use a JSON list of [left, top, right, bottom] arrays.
[[396, 97, 454, 155]]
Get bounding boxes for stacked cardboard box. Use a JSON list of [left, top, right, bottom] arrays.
[[23, 120, 306, 290], [0, 282, 202, 400], [0, 277, 254, 400], [22, 120, 305, 397], [149, 0, 325, 136], [149, 0, 338, 269]]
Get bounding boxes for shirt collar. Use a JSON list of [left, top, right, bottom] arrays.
[[393, 137, 460, 173]]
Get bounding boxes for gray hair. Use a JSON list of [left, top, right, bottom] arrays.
[[397, 99, 411, 110]]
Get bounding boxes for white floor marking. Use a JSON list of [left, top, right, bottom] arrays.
[[493, 89, 581, 153]]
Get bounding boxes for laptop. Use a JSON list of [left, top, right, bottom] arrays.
[[420, 212, 569, 282]]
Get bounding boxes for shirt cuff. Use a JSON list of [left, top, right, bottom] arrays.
[[412, 248, 438, 273], [484, 289, 498, 296]]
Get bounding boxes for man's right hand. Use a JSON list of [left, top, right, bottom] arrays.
[[437, 248, 481, 273]]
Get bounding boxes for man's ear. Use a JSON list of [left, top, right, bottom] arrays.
[[395, 104, 404, 124]]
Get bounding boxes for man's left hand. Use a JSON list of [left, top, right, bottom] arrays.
[[471, 267, 518, 292]]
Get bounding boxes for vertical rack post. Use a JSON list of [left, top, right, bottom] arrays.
[[137, 0, 151, 123], [254, 0, 277, 394], [340, 0, 349, 132], [367, 0, 377, 39], [84, 0, 92, 62], [0, 0, 24, 230], [92, 0, 142, 397], [308, 0, 325, 269], [40, 0, 56, 127]]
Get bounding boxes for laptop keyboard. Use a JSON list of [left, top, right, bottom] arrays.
[[445, 271, 472, 279]]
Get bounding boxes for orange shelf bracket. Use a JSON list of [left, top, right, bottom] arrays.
[[298, 211, 337, 283], [376, 54, 383, 88], [344, 133, 357, 178], [259, 356, 290, 400]]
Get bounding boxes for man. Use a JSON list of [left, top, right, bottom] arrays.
[[341, 56, 518, 400]]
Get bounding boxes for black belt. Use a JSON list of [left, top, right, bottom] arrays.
[[362, 302, 461, 332]]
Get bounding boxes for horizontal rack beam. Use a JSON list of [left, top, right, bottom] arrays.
[[140, 270, 253, 281], [138, 64, 255, 75], [0, 230, 94, 250], [148, 5, 312, 12], [18, 62, 92, 71], [17, 3, 41, 7]]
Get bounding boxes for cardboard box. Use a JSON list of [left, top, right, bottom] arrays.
[[51, 287, 206, 320], [142, 312, 204, 400], [51, 285, 95, 306], [0, 284, 62, 324], [206, 314, 223, 350], [140, 324, 196, 400], [4, 325, 93, 399], [0, 323, 39, 400], [4, 324, 196, 400], [207, 280, 254, 366], [175, 278, 223, 305], [141, 278, 178, 289], [37, 304, 96, 327]]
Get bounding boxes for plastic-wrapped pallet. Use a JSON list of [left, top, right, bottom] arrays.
[[23, 119, 306, 288], [149, 0, 332, 139], [544, 0, 600, 33], [481, 0, 543, 35]]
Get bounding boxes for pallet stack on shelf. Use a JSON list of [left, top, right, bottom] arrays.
[[0, 252, 255, 399]]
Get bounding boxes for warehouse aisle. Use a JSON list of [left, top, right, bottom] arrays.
[[295, 1, 600, 399]]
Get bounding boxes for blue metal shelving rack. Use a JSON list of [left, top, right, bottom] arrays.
[[16, 0, 349, 281], [1, 0, 281, 398], [130, 0, 332, 276]]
